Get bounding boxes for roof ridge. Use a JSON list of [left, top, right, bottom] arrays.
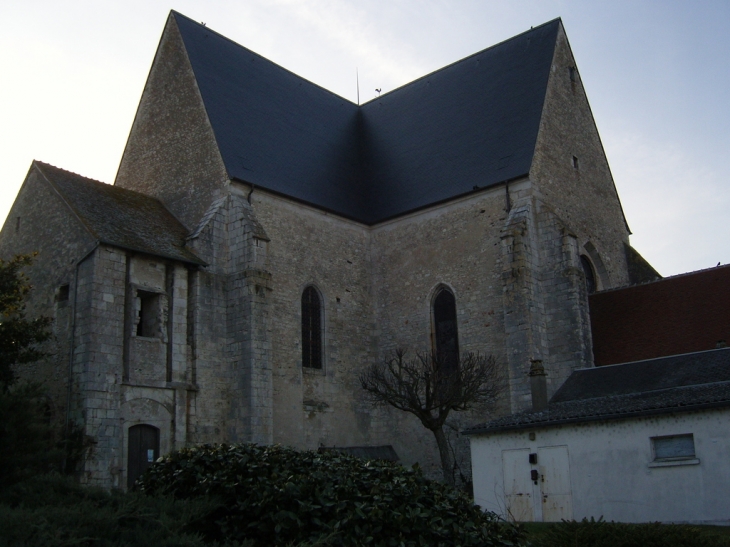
[[573, 346, 730, 372], [34, 160, 102, 241], [553, 378, 730, 405], [360, 18, 562, 105], [594, 262, 730, 295], [171, 10, 356, 105], [35, 160, 184, 215], [33, 160, 110, 186]]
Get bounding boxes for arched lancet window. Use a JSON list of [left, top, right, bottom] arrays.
[[301, 286, 322, 369], [433, 287, 459, 371], [127, 424, 159, 489], [580, 255, 596, 294]]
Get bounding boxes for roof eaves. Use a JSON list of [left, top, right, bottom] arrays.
[[464, 398, 730, 436], [97, 239, 207, 267]]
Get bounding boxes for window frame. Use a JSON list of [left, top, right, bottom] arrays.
[[431, 286, 460, 368], [648, 433, 700, 468], [134, 288, 165, 340], [301, 285, 324, 371]]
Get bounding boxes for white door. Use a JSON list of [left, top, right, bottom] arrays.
[[502, 449, 534, 522], [538, 445, 573, 521]]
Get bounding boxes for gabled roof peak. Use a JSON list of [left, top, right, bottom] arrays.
[[169, 13, 561, 224], [33, 160, 204, 265]]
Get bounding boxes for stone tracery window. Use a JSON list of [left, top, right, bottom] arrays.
[[301, 286, 322, 369], [433, 287, 459, 372]]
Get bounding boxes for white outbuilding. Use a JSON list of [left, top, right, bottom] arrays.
[[466, 348, 730, 525]]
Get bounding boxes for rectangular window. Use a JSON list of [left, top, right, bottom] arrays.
[[56, 284, 70, 303], [652, 434, 695, 461], [136, 290, 161, 338]]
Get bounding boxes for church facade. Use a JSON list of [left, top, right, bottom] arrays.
[[0, 13, 655, 488]]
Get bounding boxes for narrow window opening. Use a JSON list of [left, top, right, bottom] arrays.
[[580, 255, 596, 294], [136, 290, 160, 338], [301, 286, 322, 369], [572, 155, 579, 170], [56, 284, 70, 302], [433, 288, 459, 373], [569, 66, 577, 82], [15, 217, 20, 233]]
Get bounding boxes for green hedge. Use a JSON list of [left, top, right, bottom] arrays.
[[136, 443, 525, 547], [532, 517, 730, 547], [0, 474, 222, 547]]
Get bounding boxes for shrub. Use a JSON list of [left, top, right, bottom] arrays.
[[533, 517, 730, 547], [0, 473, 226, 547], [137, 443, 525, 547], [0, 382, 65, 485]]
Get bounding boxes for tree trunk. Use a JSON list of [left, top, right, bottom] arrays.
[[432, 426, 454, 486]]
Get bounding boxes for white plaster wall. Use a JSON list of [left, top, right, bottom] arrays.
[[470, 408, 730, 525]]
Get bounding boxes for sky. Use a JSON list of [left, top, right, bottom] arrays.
[[1, 0, 728, 277]]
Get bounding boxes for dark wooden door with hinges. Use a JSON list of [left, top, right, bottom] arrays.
[[127, 424, 159, 489]]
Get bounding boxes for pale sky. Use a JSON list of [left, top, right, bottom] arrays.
[[1, 0, 728, 277]]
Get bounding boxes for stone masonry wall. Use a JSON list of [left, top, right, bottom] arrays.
[[530, 23, 631, 289], [242, 186, 377, 458], [241, 181, 532, 479], [0, 165, 96, 430], [114, 13, 229, 231], [73, 246, 127, 487], [185, 191, 274, 446]]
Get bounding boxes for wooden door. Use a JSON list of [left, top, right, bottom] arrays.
[[127, 424, 160, 489], [538, 445, 573, 521], [502, 449, 534, 521]]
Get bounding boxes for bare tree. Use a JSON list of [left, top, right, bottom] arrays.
[[360, 349, 504, 486]]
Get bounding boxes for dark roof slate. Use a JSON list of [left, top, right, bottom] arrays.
[[173, 12, 560, 224], [465, 348, 730, 434], [36, 161, 204, 265]]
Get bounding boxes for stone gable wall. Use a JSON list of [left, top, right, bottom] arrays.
[[0, 166, 96, 429], [114, 14, 229, 231], [530, 24, 630, 289]]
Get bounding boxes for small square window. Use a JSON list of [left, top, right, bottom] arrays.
[[652, 434, 695, 461]]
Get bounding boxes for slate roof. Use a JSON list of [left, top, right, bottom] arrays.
[[464, 348, 730, 434], [36, 161, 204, 265], [173, 12, 560, 224]]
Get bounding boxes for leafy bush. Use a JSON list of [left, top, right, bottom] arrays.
[[533, 517, 730, 547], [137, 443, 525, 547], [0, 382, 65, 485], [0, 473, 227, 547]]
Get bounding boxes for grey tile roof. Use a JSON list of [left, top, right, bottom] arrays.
[[465, 348, 730, 434], [174, 11, 559, 224], [36, 161, 205, 265]]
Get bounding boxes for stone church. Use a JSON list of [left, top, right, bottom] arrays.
[[0, 12, 657, 488]]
